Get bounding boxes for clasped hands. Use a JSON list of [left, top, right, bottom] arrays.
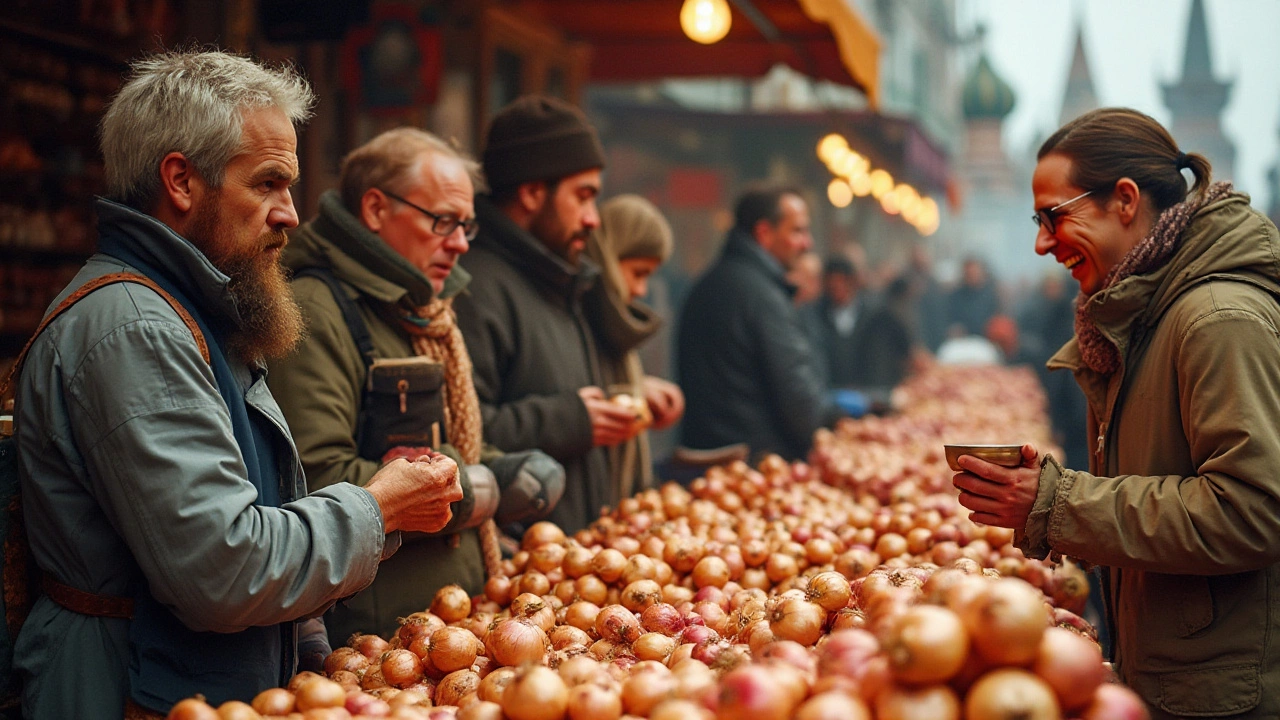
[[366, 448, 463, 534]]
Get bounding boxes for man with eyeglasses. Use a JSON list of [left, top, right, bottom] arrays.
[[268, 127, 565, 645]]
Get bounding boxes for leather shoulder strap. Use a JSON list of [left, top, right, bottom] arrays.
[[1, 272, 211, 404]]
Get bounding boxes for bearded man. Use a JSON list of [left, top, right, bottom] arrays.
[[454, 96, 682, 534], [8, 50, 462, 719]]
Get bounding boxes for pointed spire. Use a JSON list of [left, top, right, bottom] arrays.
[[1181, 0, 1215, 82], [1163, 0, 1235, 181], [1058, 23, 1098, 127]]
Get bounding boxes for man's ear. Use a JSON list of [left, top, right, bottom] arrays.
[[752, 218, 774, 247], [516, 181, 548, 215], [157, 152, 198, 214], [361, 188, 391, 232], [1113, 177, 1143, 225]]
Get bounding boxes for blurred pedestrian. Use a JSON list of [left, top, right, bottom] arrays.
[[953, 107, 1280, 719], [946, 256, 1000, 338], [907, 245, 948, 351], [787, 250, 823, 306], [798, 254, 863, 388], [849, 274, 919, 389], [269, 128, 565, 640], [585, 194, 685, 499], [678, 186, 851, 460]]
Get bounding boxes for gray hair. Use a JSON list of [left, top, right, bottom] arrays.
[[339, 127, 485, 215], [100, 49, 315, 211]]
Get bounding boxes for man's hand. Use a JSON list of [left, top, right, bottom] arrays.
[[642, 376, 685, 430], [578, 386, 640, 447], [365, 451, 463, 534], [952, 443, 1040, 528]]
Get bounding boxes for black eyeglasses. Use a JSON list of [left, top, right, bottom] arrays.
[[379, 188, 479, 240], [1032, 190, 1093, 234]]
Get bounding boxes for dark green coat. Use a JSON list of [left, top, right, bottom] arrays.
[[1026, 194, 1280, 718], [454, 196, 610, 534], [269, 191, 484, 641]]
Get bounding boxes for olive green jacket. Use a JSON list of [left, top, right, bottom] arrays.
[[1025, 193, 1280, 718], [268, 191, 485, 641]]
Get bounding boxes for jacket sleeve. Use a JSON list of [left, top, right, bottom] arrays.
[[69, 316, 385, 634], [751, 292, 834, 456], [453, 283, 594, 461], [1025, 306, 1280, 575], [268, 277, 381, 490]]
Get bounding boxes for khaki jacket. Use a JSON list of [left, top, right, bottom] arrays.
[[268, 192, 485, 640], [1025, 194, 1280, 718]]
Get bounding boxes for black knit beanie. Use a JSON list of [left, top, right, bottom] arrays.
[[482, 95, 606, 191]]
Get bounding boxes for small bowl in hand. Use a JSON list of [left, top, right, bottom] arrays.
[[944, 444, 1023, 472]]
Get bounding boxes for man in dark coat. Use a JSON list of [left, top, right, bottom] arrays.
[[455, 96, 679, 534], [677, 187, 837, 460]]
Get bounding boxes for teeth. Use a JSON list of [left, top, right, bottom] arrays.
[[1063, 255, 1083, 269]]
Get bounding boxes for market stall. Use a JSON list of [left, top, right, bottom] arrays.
[[167, 365, 1146, 720]]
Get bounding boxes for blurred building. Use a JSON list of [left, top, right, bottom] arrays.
[[1162, 0, 1236, 182], [1058, 23, 1099, 128]]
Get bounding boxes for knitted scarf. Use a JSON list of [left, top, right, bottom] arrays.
[[1075, 181, 1235, 374], [402, 297, 502, 578]]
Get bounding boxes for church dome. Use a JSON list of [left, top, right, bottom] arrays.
[[963, 53, 1016, 120]]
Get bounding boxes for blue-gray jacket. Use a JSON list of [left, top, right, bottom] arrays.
[[12, 200, 388, 718]]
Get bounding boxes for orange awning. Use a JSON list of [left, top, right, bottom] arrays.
[[508, 0, 881, 107]]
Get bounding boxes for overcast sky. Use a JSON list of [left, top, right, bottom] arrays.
[[957, 0, 1280, 210]]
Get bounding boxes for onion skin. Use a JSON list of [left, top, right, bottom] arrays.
[[566, 683, 622, 720], [251, 688, 296, 716], [484, 619, 548, 667], [962, 579, 1050, 666], [883, 605, 969, 685], [794, 691, 872, 720], [874, 684, 961, 720], [167, 699, 220, 720], [1080, 683, 1151, 720], [502, 665, 569, 720], [1032, 627, 1107, 711], [718, 664, 798, 720], [964, 668, 1061, 720], [295, 677, 348, 711]]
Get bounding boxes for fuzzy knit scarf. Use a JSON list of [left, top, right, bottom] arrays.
[[1075, 181, 1235, 374], [402, 297, 503, 578]]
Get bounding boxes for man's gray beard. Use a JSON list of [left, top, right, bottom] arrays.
[[187, 199, 305, 362], [218, 248, 305, 362]]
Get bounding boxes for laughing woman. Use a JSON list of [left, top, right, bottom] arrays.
[[951, 107, 1280, 719]]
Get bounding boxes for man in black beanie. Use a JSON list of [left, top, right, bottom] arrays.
[[454, 96, 681, 534]]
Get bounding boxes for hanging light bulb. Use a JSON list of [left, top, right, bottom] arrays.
[[827, 179, 853, 208], [681, 0, 732, 45], [816, 133, 848, 164]]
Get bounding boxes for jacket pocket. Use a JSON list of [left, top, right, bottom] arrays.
[[1155, 663, 1261, 716], [1176, 575, 1213, 637]]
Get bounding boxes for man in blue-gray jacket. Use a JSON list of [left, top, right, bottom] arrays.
[[10, 50, 461, 719]]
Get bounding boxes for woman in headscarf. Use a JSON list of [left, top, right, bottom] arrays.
[[585, 194, 684, 500]]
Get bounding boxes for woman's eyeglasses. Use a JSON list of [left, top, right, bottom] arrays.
[[1032, 190, 1093, 234], [380, 189, 480, 240]]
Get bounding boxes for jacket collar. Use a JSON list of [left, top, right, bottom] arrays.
[[285, 190, 469, 306], [1081, 193, 1280, 364], [94, 197, 243, 327], [472, 194, 599, 301], [723, 229, 797, 297], [1050, 192, 1280, 374], [585, 280, 662, 355]]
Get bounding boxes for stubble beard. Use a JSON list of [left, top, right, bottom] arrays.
[[530, 200, 585, 266], [187, 197, 304, 362]]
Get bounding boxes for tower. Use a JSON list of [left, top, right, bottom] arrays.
[[1058, 23, 1099, 128], [1162, 0, 1236, 181]]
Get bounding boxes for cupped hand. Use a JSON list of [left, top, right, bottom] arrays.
[[578, 386, 640, 447], [951, 443, 1040, 529], [642, 376, 685, 430]]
